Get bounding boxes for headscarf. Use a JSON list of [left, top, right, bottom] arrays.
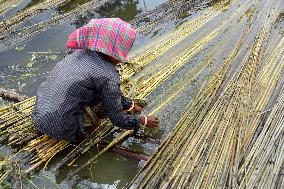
[[67, 18, 137, 61]]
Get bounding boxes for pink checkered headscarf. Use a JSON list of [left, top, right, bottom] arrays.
[[67, 18, 137, 61]]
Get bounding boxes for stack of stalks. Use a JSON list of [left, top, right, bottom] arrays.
[[129, 0, 212, 34], [120, 1, 238, 96], [123, 0, 255, 101], [129, 1, 284, 188], [0, 0, 255, 182], [0, 95, 125, 173], [0, 4, 224, 182], [1, 0, 278, 187], [0, 152, 22, 187], [0, 157, 12, 184], [238, 85, 284, 189]]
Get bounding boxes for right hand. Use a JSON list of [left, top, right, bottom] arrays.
[[130, 103, 142, 114], [140, 115, 160, 128]]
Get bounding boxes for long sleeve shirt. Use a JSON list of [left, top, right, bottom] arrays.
[[31, 49, 140, 143]]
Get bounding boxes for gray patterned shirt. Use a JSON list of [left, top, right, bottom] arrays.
[[32, 50, 140, 143]]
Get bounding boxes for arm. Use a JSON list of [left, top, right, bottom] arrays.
[[101, 77, 140, 132], [121, 96, 133, 110], [122, 96, 144, 114]]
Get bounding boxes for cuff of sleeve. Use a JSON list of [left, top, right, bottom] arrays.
[[122, 99, 133, 110], [127, 101, 135, 112]]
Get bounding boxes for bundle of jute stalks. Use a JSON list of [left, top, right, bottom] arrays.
[[0, 0, 249, 186], [129, 0, 284, 188], [0, 7, 220, 180]]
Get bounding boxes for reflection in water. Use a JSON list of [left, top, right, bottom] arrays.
[[22, 0, 42, 10], [57, 0, 93, 13], [96, 0, 142, 21], [65, 0, 143, 28], [71, 13, 96, 28]]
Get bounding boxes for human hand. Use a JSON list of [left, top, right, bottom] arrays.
[[140, 115, 160, 128], [131, 103, 142, 114]]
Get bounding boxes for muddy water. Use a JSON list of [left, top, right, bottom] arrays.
[[1, 0, 281, 188]]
